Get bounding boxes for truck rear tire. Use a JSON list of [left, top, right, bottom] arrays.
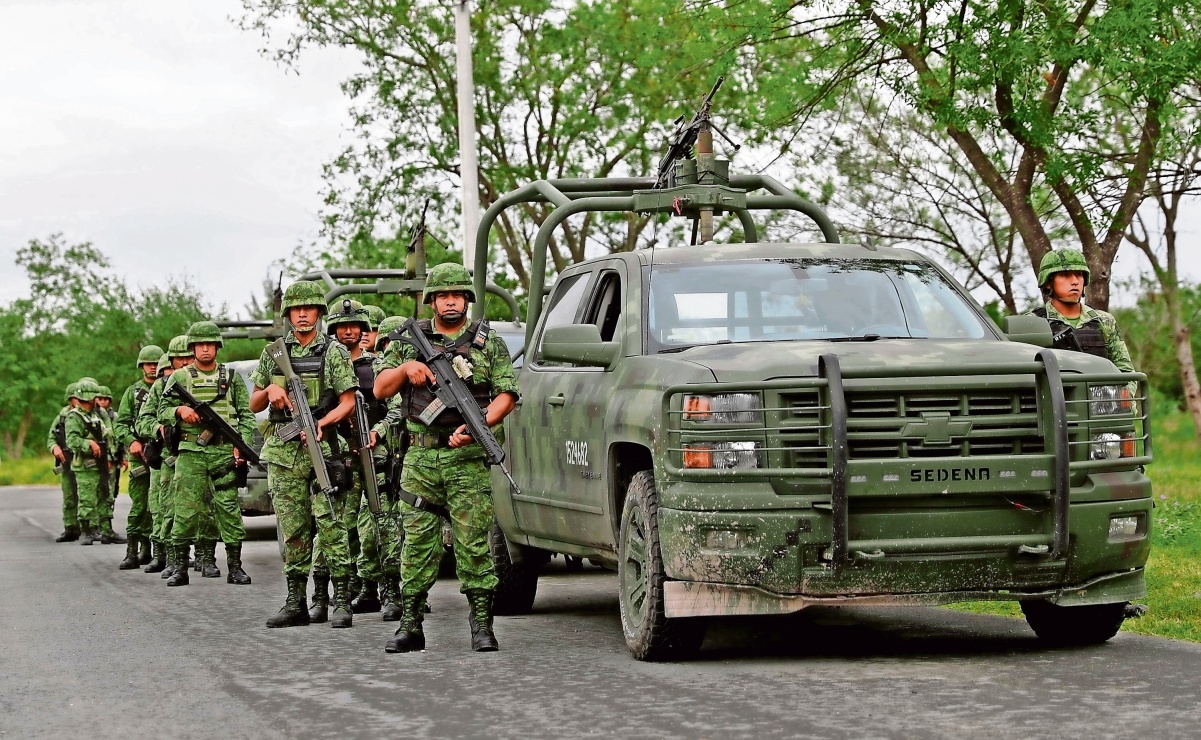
[[490, 521, 540, 615], [618, 471, 707, 661], [1020, 599, 1127, 646]]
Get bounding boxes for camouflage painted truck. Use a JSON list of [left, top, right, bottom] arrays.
[[472, 104, 1153, 661]]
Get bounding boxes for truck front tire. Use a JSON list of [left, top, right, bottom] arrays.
[[617, 471, 707, 661], [1020, 599, 1127, 646]]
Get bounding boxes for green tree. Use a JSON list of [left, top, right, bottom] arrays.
[[705, 0, 1201, 310]]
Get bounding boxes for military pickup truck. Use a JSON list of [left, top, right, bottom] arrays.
[[473, 143, 1152, 660]]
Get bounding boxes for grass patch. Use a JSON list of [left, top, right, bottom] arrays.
[[0, 455, 60, 487], [950, 410, 1201, 641]]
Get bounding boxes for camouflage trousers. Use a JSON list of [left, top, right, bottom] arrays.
[[357, 482, 403, 582], [59, 468, 78, 529], [97, 467, 115, 526], [271, 454, 354, 580], [399, 445, 497, 596], [74, 468, 101, 525], [125, 464, 152, 539], [313, 459, 362, 577], [171, 447, 245, 547], [150, 462, 176, 544]]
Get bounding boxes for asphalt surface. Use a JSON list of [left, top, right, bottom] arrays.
[[2, 484, 1200, 739]]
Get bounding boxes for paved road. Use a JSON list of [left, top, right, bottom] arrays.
[[2, 484, 1199, 739]]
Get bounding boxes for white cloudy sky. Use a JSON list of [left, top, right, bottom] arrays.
[[1, 0, 1197, 318]]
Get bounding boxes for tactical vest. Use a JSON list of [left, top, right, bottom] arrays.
[[181, 365, 236, 424], [133, 384, 150, 414], [353, 355, 383, 425], [405, 319, 494, 432], [1033, 306, 1109, 360], [268, 339, 334, 424]]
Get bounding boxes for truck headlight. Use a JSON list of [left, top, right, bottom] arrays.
[[683, 441, 761, 469], [1090, 433, 1122, 460], [1108, 514, 1144, 541], [1090, 385, 1132, 416], [683, 393, 761, 424]]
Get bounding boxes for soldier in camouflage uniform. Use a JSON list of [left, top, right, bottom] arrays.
[[49, 383, 81, 542], [368, 315, 409, 621], [94, 386, 127, 545], [138, 355, 172, 572], [307, 300, 374, 621], [114, 345, 163, 569], [360, 303, 386, 354], [158, 321, 257, 587], [249, 281, 359, 629], [1027, 249, 1135, 371], [64, 380, 115, 547], [136, 337, 195, 578], [374, 263, 520, 653]]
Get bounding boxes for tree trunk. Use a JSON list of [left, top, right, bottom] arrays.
[[1171, 312, 1201, 442], [13, 410, 32, 460]]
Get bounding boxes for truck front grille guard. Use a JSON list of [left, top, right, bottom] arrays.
[[664, 354, 1151, 572]]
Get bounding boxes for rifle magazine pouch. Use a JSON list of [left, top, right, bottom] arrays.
[[129, 463, 149, 479], [197, 429, 214, 447]]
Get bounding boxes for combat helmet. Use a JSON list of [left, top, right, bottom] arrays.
[[155, 353, 170, 377], [422, 262, 475, 304], [281, 280, 329, 314], [74, 379, 102, 402], [375, 315, 406, 351], [364, 304, 386, 330], [326, 299, 371, 332], [97, 385, 113, 400], [167, 335, 193, 357], [136, 344, 165, 368], [65, 381, 80, 402], [1038, 248, 1091, 287], [186, 320, 224, 348]]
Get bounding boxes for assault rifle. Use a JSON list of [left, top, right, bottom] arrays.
[[52, 416, 75, 479], [399, 318, 521, 494], [266, 339, 338, 502], [164, 381, 263, 469], [348, 390, 386, 540], [653, 76, 738, 189]]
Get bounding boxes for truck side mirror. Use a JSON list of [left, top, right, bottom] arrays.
[[1004, 315, 1052, 348], [540, 324, 619, 367]]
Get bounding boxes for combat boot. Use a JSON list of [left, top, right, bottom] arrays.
[[79, 521, 95, 546], [266, 576, 310, 628], [101, 525, 126, 545], [193, 543, 202, 572], [380, 577, 402, 622], [225, 542, 251, 585], [351, 580, 381, 614], [330, 577, 354, 628], [55, 525, 79, 543], [138, 536, 153, 565], [384, 593, 427, 653], [166, 546, 190, 586], [118, 539, 140, 569], [144, 541, 166, 573], [309, 571, 330, 623], [161, 545, 177, 579], [200, 541, 221, 578], [466, 589, 499, 652]]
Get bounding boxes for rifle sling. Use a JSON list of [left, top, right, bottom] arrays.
[[394, 486, 450, 521]]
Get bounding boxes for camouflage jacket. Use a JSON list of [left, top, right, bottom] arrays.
[[248, 330, 356, 467], [64, 407, 112, 472], [47, 405, 71, 452], [134, 375, 170, 443], [157, 365, 256, 453], [1027, 301, 1135, 373], [376, 320, 520, 436], [114, 378, 155, 449]]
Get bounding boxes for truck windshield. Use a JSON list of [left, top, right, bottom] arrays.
[[648, 258, 990, 351]]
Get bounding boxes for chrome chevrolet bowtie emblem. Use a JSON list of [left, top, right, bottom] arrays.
[[901, 412, 972, 445]]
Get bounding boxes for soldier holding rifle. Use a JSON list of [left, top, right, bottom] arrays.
[[63, 379, 113, 547], [113, 344, 163, 569], [374, 263, 520, 654], [158, 322, 258, 587], [49, 382, 81, 542], [248, 281, 358, 629]]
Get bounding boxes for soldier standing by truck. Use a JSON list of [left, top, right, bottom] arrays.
[[114, 345, 163, 569], [158, 321, 258, 588], [249, 281, 358, 629], [137, 336, 195, 579], [64, 380, 113, 547], [374, 263, 520, 653], [1029, 248, 1136, 371], [49, 382, 81, 542]]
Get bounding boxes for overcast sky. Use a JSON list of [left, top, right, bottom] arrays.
[[1, 0, 1197, 319]]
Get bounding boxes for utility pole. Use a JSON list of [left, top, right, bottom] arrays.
[[455, 0, 480, 268]]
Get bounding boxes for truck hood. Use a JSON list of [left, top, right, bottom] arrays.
[[670, 338, 1117, 383]]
